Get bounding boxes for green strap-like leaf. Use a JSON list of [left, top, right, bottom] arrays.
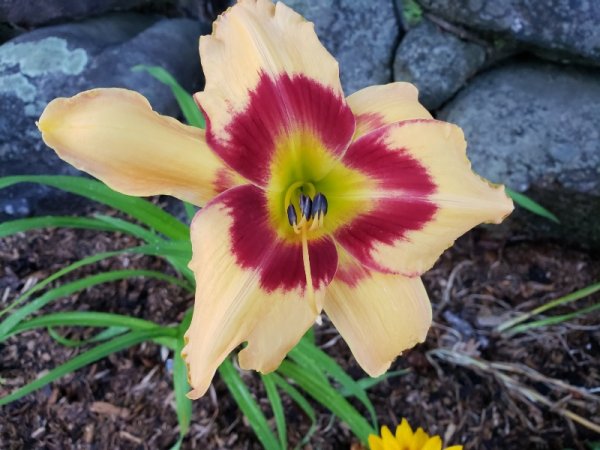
[[261, 374, 287, 449], [0, 269, 191, 339], [6, 311, 168, 340], [0, 175, 189, 240], [0, 328, 169, 406], [506, 188, 560, 223], [0, 216, 130, 238], [291, 338, 378, 428], [278, 360, 375, 443], [219, 359, 282, 450], [270, 372, 317, 449], [172, 311, 193, 443], [132, 65, 205, 129]]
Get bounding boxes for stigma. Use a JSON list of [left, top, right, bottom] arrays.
[[287, 192, 328, 234]]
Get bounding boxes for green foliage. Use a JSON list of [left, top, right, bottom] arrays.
[[0, 175, 189, 239], [278, 360, 376, 443], [505, 188, 560, 223], [498, 281, 600, 334], [402, 0, 423, 27], [132, 65, 205, 129]]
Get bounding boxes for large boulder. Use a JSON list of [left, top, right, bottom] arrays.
[[416, 0, 600, 66], [0, 14, 206, 220], [440, 60, 600, 248], [394, 18, 487, 109], [0, 0, 152, 27], [281, 0, 400, 95]]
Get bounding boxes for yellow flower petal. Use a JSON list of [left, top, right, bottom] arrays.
[[381, 426, 402, 450], [368, 434, 385, 450], [38, 88, 239, 206], [396, 418, 415, 445], [444, 445, 464, 450], [323, 248, 431, 377], [422, 436, 443, 450], [334, 119, 513, 276], [183, 185, 337, 398], [346, 82, 432, 139], [197, 0, 350, 185], [412, 428, 429, 450]]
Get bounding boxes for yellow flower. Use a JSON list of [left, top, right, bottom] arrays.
[[37, 0, 513, 399], [369, 419, 463, 450]]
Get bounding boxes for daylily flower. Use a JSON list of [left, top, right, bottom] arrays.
[[37, 0, 513, 399], [369, 419, 463, 450]]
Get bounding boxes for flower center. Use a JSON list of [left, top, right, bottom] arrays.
[[283, 181, 328, 234], [280, 181, 330, 315]]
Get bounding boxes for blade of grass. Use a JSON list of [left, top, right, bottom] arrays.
[[0, 270, 191, 339], [172, 311, 193, 443], [0, 243, 192, 318], [508, 302, 600, 335], [498, 281, 600, 332], [341, 370, 410, 395], [505, 188, 559, 223], [0, 175, 189, 240], [46, 325, 128, 347], [261, 374, 287, 449], [0, 328, 169, 406], [278, 360, 375, 443], [291, 338, 378, 428], [270, 372, 317, 449], [219, 359, 281, 450], [132, 65, 205, 129], [5, 311, 167, 338], [93, 214, 161, 243], [183, 203, 197, 222], [0, 216, 131, 238]]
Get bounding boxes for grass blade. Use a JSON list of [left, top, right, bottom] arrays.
[[0, 269, 191, 339], [270, 372, 317, 448], [0, 328, 168, 406], [132, 65, 205, 129], [5, 311, 168, 341], [0, 244, 193, 318], [508, 302, 600, 334], [498, 281, 600, 332], [173, 311, 193, 442], [342, 370, 410, 395], [278, 360, 375, 443], [219, 359, 281, 450], [0, 216, 130, 238], [506, 188, 559, 223], [291, 338, 378, 428], [261, 374, 287, 449], [0, 175, 189, 240], [45, 326, 128, 348]]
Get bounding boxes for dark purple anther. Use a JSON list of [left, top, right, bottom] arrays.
[[299, 194, 313, 219], [311, 193, 328, 218], [287, 204, 298, 226]]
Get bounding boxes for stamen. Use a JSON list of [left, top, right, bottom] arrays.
[[299, 194, 313, 219], [310, 193, 327, 218], [287, 204, 298, 226]]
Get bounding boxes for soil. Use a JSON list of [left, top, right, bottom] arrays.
[[0, 207, 599, 450]]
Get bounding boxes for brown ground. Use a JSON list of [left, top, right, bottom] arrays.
[[0, 208, 599, 450]]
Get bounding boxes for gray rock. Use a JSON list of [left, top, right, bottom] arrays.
[[440, 61, 600, 248], [0, 14, 206, 220], [417, 0, 600, 65], [282, 0, 400, 95], [394, 18, 486, 109], [0, 0, 153, 27]]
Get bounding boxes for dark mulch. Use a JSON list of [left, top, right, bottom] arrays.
[[1, 210, 599, 450]]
